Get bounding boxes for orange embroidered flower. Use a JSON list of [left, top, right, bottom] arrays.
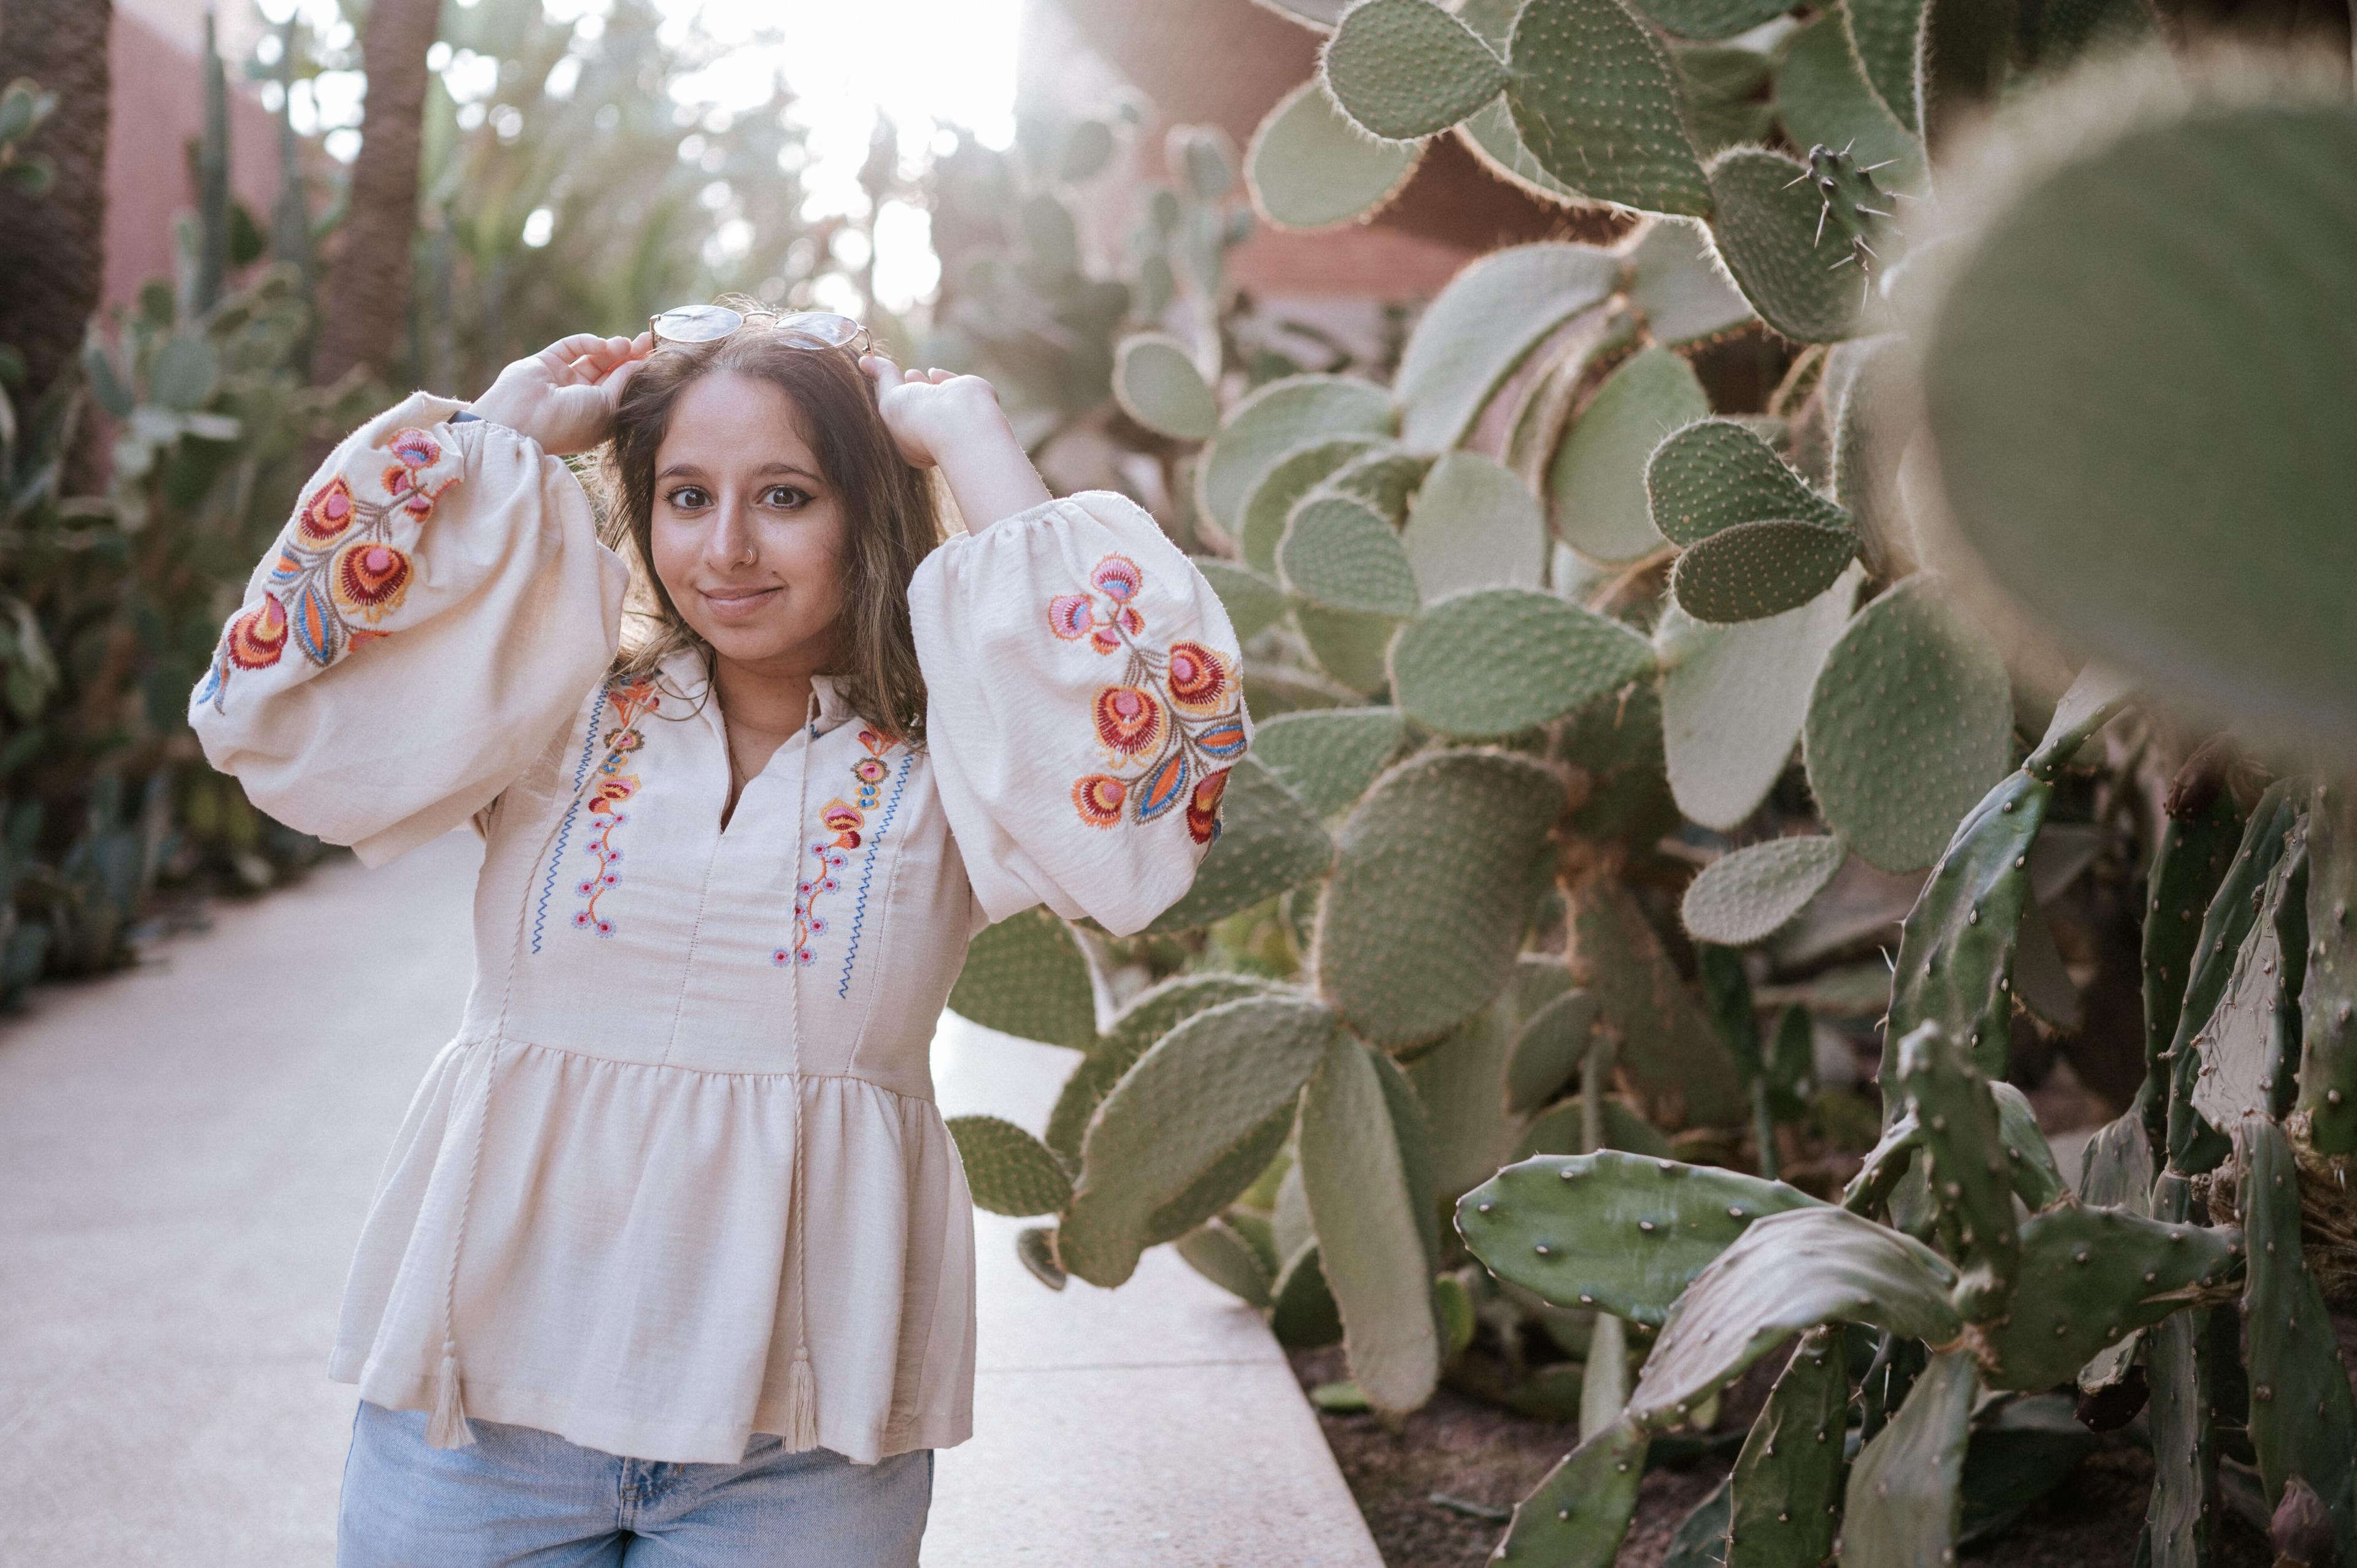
[[1091, 555, 1143, 601], [1165, 641, 1231, 712], [590, 774, 638, 812], [822, 799, 865, 848], [296, 477, 356, 544], [608, 728, 645, 754], [389, 428, 443, 469], [1047, 593, 1093, 641], [1185, 768, 1229, 845], [225, 595, 289, 669], [335, 541, 412, 614], [1074, 774, 1126, 827], [1093, 685, 1164, 757]]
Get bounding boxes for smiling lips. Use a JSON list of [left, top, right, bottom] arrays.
[[699, 584, 784, 619]]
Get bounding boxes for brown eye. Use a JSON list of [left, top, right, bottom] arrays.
[[667, 485, 710, 510], [764, 485, 810, 509]]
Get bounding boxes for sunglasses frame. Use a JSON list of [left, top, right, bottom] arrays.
[[646, 305, 874, 355]]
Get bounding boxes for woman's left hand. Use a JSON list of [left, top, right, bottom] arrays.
[[858, 356, 1009, 470]]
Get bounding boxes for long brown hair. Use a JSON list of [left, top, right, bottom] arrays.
[[592, 323, 943, 743]]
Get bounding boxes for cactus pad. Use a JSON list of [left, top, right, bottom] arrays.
[[1199, 373, 1393, 534], [1246, 79, 1421, 231], [1838, 1349, 1976, 1567], [947, 907, 1097, 1051], [946, 1114, 1075, 1218], [1174, 1215, 1275, 1307], [1670, 517, 1859, 624], [1505, 0, 1713, 215], [1391, 587, 1655, 738], [1630, 1205, 1959, 1425], [2237, 1117, 2357, 1538], [1646, 417, 1849, 548], [1893, 1022, 2017, 1319], [1457, 1151, 1823, 1324], [1703, 147, 1880, 342], [1322, 0, 1509, 140], [1299, 1035, 1444, 1412], [1409, 999, 1527, 1199], [1059, 993, 1339, 1287], [1146, 759, 1333, 934], [1989, 1080, 2069, 1212], [1968, 1202, 2239, 1391], [1112, 333, 1219, 441], [1625, 214, 1754, 341], [1657, 576, 1857, 831], [1279, 492, 1423, 617], [1248, 706, 1409, 818], [1295, 604, 1402, 695], [1494, 1419, 1651, 1567], [1391, 242, 1620, 454], [1681, 835, 1847, 946], [1923, 102, 2357, 760], [2300, 781, 2357, 1153], [1238, 437, 1383, 574], [1549, 346, 1710, 564], [1147, 1105, 1296, 1245], [1841, 0, 1928, 134], [1513, 1094, 1676, 1161], [1400, 449, 1547, 600], [1314, 749, 1566, 1049], [1728, 1329, 1850, 1567], [1190, 556, 1288, 641], [2186, 833, 2304, 1132], [1321, 447, 1432, 523], [1803, 576, 2013, 874], [1567, 867, 1746, 1126], [1829, 333, 1911, 574], [1506, 986, 1601, 1112], [1772, 17, 1925, 195], [1046, 972, 1274, 1164]]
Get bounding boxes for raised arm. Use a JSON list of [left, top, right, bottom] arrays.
[[190, 334, 648, 866]]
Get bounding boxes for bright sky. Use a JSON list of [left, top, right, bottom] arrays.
[[258, 0, 1025, 315]]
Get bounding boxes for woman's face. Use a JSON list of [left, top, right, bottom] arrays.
[[648, 371, 849, 676]]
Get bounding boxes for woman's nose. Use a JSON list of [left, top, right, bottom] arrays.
[[705, 500, 757, 567]]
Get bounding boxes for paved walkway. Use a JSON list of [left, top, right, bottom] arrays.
[[0, 833, 1378, 1566]]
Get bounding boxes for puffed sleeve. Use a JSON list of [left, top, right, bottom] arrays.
[[188, 392, 630, 868], [908, 489, 1252, 937]]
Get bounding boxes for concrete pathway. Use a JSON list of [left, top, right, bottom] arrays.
[[0, 833, 1378, 1566]]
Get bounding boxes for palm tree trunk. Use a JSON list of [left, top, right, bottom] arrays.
[[311, 0, 443, 388], [0, 0, 113, 401]]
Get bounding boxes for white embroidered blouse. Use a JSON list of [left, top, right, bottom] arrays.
[[187, 392, 1248, 1466]]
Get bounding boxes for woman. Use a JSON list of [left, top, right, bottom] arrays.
[[188, 307, 1248, 1564]]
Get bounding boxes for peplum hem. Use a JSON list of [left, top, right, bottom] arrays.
[[327, 1035, 978, 1466]]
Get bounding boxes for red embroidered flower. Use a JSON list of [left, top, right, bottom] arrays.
[[1165, 641, 1230, 712], [389, 428, 442, 469], [1186, 768, 1229, 845], [335, 542, 412, 613], [1047, 593, 1093, 641], [1093, 685, 1164, 757], [853, 757, 889, 785], [1074, 774, 1126, 827], [296, 477, 356, 544], [225, 595, 289, 669], [822, 800, 865, 841], [590, 776, 638, 812], [1091, 555, 1143, 602]]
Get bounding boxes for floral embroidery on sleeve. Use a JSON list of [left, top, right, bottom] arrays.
[[195, 427, 460, 712], [571, 677, 662, 938], [1050, 554, 1244, 844], [781, 727, 909, 971]]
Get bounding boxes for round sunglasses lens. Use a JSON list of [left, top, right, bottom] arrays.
[[651, 304, 743, 343], [776, 312, 862, 349]]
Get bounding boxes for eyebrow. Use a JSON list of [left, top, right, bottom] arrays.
[[656, 461, 823, 484]]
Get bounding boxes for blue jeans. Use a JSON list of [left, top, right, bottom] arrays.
[[337, 1399, 934, 1567]]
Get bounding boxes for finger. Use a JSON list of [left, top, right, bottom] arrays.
[[904, 367, 927, 384], [859, 352, 902, 386], [536, 333, 617, 373], [597, 355, 647, 405], [926, 368, 956, 384]]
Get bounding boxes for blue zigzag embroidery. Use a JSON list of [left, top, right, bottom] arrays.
[[532, 687, 608, 955], [837, 752, 913, 998]]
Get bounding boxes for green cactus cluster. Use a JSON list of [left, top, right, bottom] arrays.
[[942, 12, 2357, 1559]]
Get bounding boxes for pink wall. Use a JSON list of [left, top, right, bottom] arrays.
[[101, 6, 286, 315]]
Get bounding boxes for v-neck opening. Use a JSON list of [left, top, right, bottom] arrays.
[[714, 687, 824, 839]]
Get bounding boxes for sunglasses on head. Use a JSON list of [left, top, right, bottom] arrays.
[[646, 305, 873, 355]]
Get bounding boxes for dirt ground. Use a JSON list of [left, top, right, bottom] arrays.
[[1288, 1346, 2279, 1568]]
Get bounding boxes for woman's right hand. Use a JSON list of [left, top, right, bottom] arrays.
[[470, 331, 652, 455]]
